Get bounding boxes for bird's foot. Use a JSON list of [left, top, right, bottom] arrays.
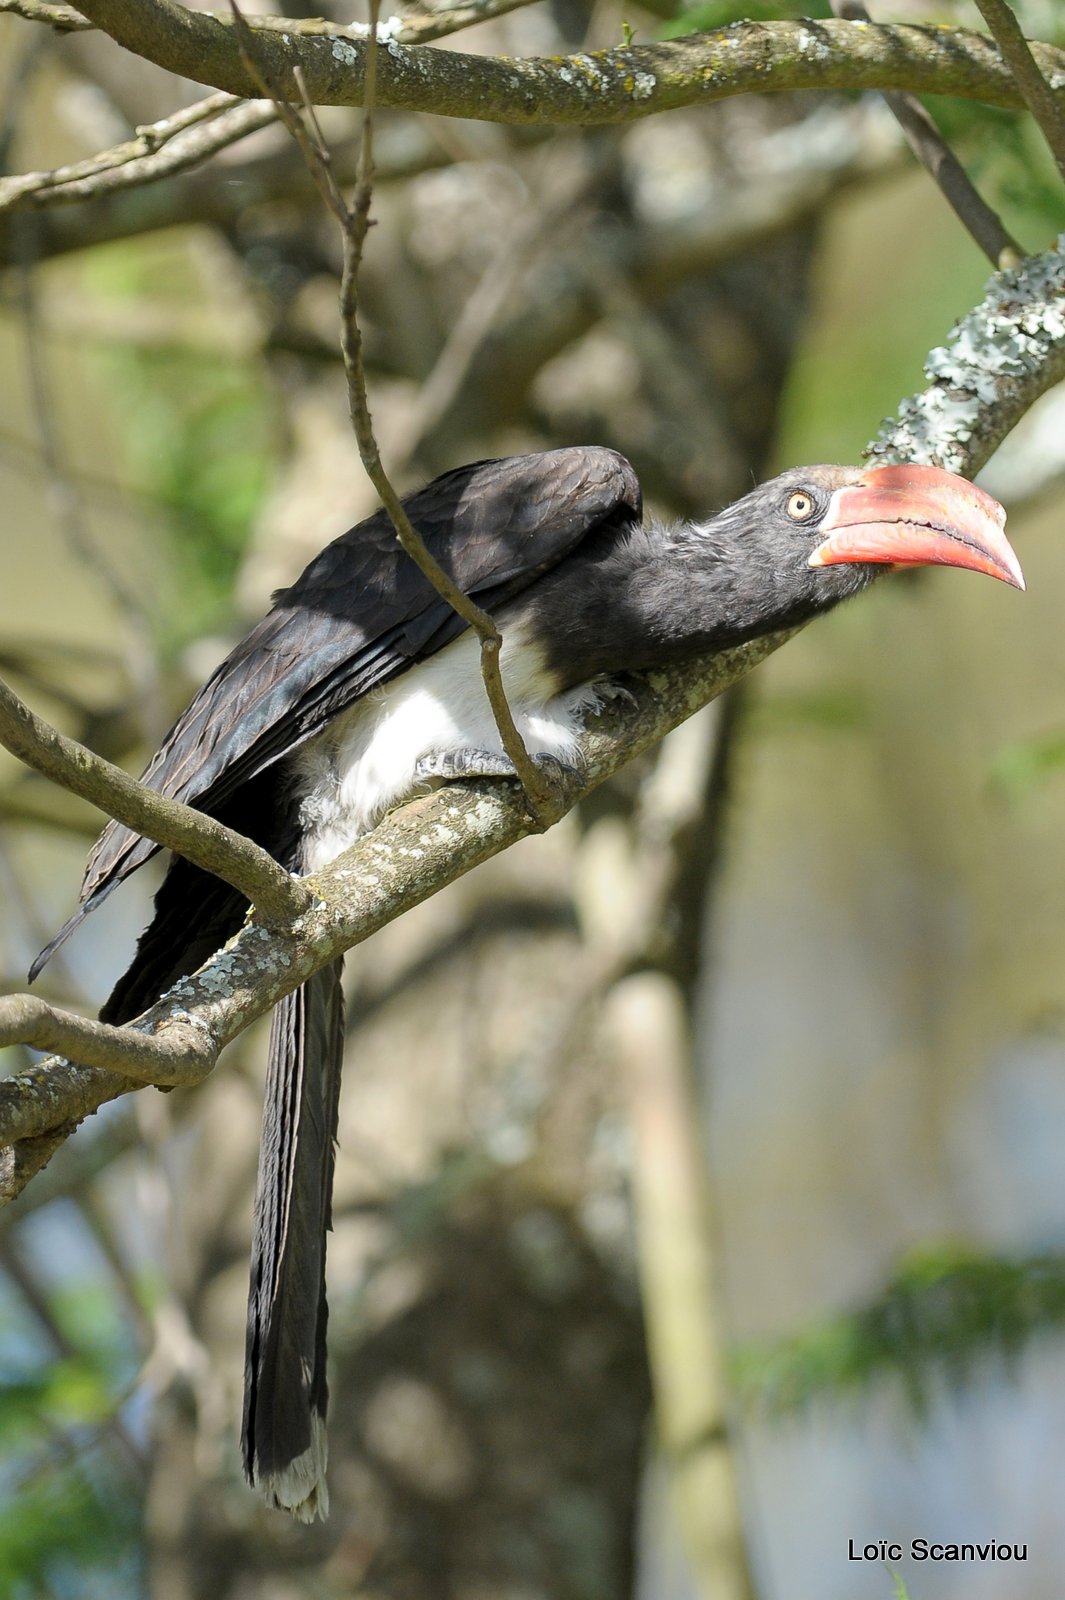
[[414, 748, 576, 829], [415, 748, 523, 782]]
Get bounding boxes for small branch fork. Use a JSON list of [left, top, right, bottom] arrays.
[[831, 0, 1022, 268], [228, 0, 560, 828], [0, 0, 544, 218]]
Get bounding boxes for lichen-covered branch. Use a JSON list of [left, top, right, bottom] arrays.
[[2, 238, 1064, 1198], [868, 238, 1065, 472], [63, 4, 1065, 126], [0, 675, 313, 925], [0, 624, 790, 1175], [0, 994, 213, 1083]]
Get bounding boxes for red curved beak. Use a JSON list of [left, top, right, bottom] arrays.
[[808, 464, 1024, 591]]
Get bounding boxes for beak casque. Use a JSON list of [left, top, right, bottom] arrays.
[[808, 464, 1025, 591]]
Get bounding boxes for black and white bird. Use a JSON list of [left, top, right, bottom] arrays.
[[33, 447, 1022, 1520]]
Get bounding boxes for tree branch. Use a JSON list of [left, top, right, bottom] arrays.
[[0, 0, 89, 31], [867, 241, 1065, 471], [0, 95, 273, 215], [0, 994, 213, 1083], [0, 675, 314, 925], [973, 0, 1065, 185], [831, 0, 1022, 269], [2, 237, 1064, 1198], [61, 5, 1065, 126]]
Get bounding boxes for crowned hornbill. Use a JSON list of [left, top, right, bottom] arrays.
[[33, 448, 1022, 1521]]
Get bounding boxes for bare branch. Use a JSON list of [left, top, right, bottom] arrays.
[[397, 144, 597, 472], [58, 5, 1065, 125], [0, 675, 314, 925], [832, 0, 1023, 269], [973, 0, 1065, 184], [230, 0, 560, 825], [0, 92, 270, 215]]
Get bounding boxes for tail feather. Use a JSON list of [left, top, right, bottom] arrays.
[[241, 958, 345, 1522]]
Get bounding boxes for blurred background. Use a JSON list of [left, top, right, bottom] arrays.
[[3, 1, 1065, 1597]]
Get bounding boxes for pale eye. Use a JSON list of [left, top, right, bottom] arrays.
[[787, 491, 815, 522]]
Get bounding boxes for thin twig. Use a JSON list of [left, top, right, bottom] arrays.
[[0, 91, 266, 215], [973, 0, 1065, 185], [831, 0, 1022, 268], [228, 0, 560, 827], [0, 1, 540, 217], [0, 675, 315, 925]]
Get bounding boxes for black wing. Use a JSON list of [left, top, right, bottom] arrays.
[[33, 447, 641, 975]]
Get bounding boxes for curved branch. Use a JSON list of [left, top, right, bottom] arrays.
[[0, 675, 314, 925], [0, 994, 213, 1083], [67, 3, 1065, 125], [2, 238, 1063, 1198]]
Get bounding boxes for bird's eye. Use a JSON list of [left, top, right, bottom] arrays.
[[786, 490, 815, 522]]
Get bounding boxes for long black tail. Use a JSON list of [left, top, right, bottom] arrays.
[[240, 957, 345, 1522]]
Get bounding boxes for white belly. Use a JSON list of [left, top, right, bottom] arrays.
[[293, 623, 597, 872]]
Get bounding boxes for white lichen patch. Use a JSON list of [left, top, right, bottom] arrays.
[[339, 15, 404, 42], [632, 71, 656, 100], [330, 37, 360, 68], [572, 53, 609, 88], [796, 27, 828, 57]]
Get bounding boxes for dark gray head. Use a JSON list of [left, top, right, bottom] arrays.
[[688, 461, 1023, 633], [532, 462, 1022, 685]]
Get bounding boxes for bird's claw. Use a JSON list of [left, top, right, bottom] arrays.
[[413, 748, 576, 829], [414, 748, 520, 782]]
